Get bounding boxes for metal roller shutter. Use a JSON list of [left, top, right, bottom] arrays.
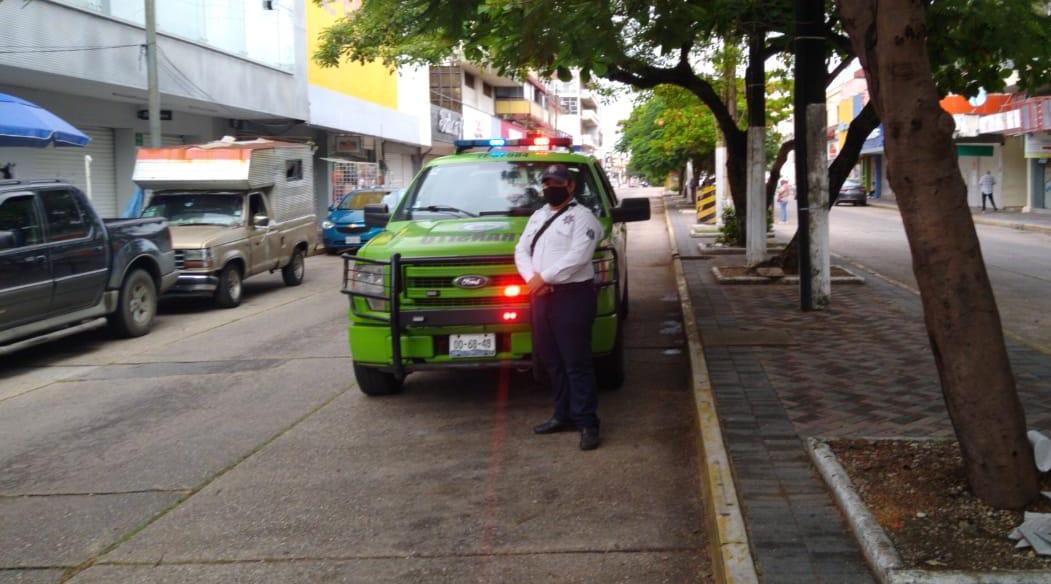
[[33, 127, 117, 217]]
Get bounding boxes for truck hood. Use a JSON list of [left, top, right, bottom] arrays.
[[360, 217, 531, 259], [169, 225, 244, 249]]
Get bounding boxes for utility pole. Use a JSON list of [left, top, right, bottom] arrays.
[[793, 0, 829, 309], [145, 0, 161, 148], [745, 30, 767, 267]]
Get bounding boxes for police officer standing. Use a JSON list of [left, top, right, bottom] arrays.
[[515, 164, 604, 451]]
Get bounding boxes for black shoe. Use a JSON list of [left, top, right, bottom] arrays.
[[579, 427, 601, 451], [533, 418, 575, 434]]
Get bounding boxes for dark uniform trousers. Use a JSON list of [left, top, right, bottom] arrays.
[[531, 281, 599, 430]]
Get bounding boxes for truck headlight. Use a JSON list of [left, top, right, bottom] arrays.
[[182, 248, 213, 269], [349, 262, 388, 311], [322, 220, 335, 230]]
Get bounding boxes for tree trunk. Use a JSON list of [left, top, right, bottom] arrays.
[[766, 139, 795, 207], [840, 0, 1038, 509]]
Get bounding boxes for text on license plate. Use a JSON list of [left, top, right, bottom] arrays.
[[345, 235, 361, 244], [449, 333, 496, 358]]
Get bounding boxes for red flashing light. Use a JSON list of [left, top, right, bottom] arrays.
[[532, 137, 551, 146], [504, 285, 522, 297], [502, 311, 519, 321]]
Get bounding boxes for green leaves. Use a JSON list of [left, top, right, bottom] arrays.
[[617, 85, 718, 184]]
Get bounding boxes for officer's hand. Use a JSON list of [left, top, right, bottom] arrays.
[[527, 274, 546, 295]]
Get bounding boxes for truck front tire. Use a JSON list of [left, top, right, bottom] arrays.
[[215, 263, 243, 308], [108, 269, 157, 338], [353, 363, 404, 396], [282, 248, 305, 286]]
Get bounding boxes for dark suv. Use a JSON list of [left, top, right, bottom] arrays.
[[0, 179, 177, 355]]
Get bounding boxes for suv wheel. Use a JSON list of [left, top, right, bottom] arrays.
[[215, 263, 243, 308], [282, 248, 305, 286], [353, 363, 404, 396], [595, 322, 625, 390], [108, 268, 157, 338]]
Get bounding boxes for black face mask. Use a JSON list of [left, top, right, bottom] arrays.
[[542, 185, 571, 207]]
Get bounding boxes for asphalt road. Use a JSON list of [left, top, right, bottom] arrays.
[[0, 188, 711, 583], [774, 202, 1051, 353]]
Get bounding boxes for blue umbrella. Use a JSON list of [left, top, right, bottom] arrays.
[[0, 92, 91, 148]]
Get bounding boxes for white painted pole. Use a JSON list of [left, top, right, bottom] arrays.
[[715, 145, 727, 227], [806, 103, 831, 307], [83, 154, 93, 202], [746, 126, 767, 266], [145, 0, 161, 148]]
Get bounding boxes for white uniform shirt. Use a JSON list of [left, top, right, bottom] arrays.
[[515, 203, 603, 285], [979, 173, 996, 194]]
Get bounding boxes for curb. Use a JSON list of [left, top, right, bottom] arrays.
[[662, 198, 760, 584], [807, 438, 1051, 584], [867, 201, 1051, 236]]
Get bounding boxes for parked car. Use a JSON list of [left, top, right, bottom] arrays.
[[321, 187, 404, 254], [0, 179, 176, 355], [835, 178, 868, 206], [134, 139, 318, 308]]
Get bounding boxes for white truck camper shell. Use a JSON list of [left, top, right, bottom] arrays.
[[133, 138, 315, 222]]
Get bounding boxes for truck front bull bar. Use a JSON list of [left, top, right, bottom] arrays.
[[341, 248, 619, 381]]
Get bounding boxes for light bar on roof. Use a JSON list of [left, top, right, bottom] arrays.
[[454, 136, 574, 153]]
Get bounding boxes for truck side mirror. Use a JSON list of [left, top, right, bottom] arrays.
[[611, 198, 651, 223], [252, 214, 270, 228], [0, 230, 15, 250], [364, 204, 390, 228]]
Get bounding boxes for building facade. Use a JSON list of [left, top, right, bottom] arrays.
[[0, 0, 308, 217], [554, 74, 602, 155]]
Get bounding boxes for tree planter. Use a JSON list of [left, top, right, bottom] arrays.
[[711, 265, 864, 285], [808, 438, 1051, 583]]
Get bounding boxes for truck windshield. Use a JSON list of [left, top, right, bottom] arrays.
[[338, 191, 386, 210], [142, 193, 244, 227], [394, 161, 603, 220]]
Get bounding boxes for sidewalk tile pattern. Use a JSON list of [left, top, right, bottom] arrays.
[[669, 195, 1051, 583]]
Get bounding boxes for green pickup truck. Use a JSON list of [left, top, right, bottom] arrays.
[[342, 137, 650, 396]]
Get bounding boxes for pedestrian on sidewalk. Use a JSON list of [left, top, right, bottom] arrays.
[[515, 163, 604, 451], [775, 179, 793, 224], [980, 170, 998, 211]]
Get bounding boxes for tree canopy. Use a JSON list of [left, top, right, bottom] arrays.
[[616, 85, 718, 184]]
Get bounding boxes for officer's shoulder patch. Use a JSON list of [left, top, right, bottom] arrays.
[[586, 228, 596, 241]]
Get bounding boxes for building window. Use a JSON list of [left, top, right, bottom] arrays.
[[464, 71, 477, 89], [482, 82, 493, 97], [430, 66, 463, 111], [560, 97, 579, 114], [286, 160, 303, 182], [494, 86, 524, 99]]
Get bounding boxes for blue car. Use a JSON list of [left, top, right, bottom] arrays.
[[321, 188, 404, 254]]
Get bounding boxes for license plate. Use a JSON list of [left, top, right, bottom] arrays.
[[449, 333, 496, 358], [345, 235, 361, 244]]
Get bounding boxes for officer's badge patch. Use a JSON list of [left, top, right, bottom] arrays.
[[562, 215, 575, 225], [586, 228, 595, 240]]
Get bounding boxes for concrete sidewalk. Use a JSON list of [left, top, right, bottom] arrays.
[[867, 198, 1051, 235], [666, 194, 1051, 583]]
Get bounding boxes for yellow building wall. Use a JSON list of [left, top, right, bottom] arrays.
[[306, 1, 397, 109]]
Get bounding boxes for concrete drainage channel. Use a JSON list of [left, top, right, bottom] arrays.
[[664, 201, 761, 584], [807, 438, 1051, 584]]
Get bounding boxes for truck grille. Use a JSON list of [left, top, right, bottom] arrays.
[[406, 274, 526, 289], [174, 250, 185, 270], [408, 297, 529, 308]]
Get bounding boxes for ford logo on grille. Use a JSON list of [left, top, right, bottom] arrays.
[[454, 275, 489, 289]]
